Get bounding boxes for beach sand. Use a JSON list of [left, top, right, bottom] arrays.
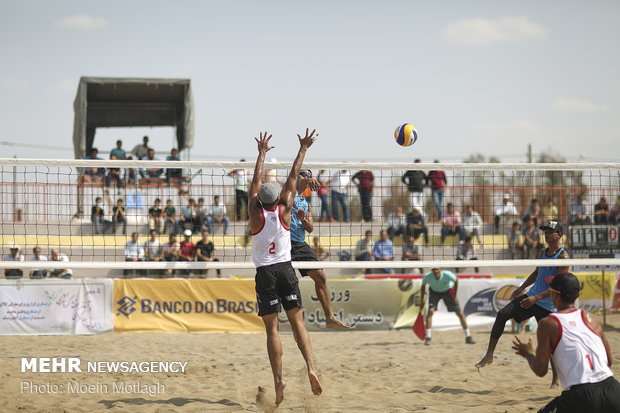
[[3, 313, 619, 412]]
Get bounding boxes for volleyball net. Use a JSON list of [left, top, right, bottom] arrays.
[[0, 158, 619, 277]]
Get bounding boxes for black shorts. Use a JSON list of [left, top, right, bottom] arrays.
[[540, 376, 620, 413], [290, 241, 320, 277], [428, 289, 461, 312], [504, 294, 552, 324], [255, 261, 302, 316]]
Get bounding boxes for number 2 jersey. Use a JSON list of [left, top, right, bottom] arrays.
[[251, 204, 291, 267], [549, 309, 613, 388]]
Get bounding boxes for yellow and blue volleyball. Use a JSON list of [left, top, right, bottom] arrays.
[[394, 123, 418, 147]]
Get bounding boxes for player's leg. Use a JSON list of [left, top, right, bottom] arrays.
[[285, 306, 322, 397], [261, 313, 286, 406], [306, 269, 349, 328]]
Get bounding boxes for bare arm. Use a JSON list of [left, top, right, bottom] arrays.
[[294, 203, 315, 233], [513, 317, 556, 378], [248, 132, 274, 233]]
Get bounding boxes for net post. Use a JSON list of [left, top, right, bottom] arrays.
[[602, 269, 607, 327]]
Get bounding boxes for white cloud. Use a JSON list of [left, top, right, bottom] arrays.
[[56, 14, 108, 30], [442, 17, 548, 45], [551, 97, 611, 113], [2, 78, 30, 89]]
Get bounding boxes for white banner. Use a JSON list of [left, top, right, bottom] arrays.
[[0, 279, 113, 335]]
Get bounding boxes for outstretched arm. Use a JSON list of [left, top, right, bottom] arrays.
[[280, 129, 317, 211], [249, 132, 274, 201]]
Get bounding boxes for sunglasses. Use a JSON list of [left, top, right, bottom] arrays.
[[299, 172, 312, 178]]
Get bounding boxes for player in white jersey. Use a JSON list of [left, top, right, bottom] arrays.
[[513, 272, 620, 412], [248, 130, 322, 407]]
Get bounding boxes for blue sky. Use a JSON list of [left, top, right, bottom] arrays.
[[1, 1, 618, 162]]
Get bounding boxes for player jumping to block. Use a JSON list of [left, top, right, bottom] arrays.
[[249, 130, 322, 406], [291, 169, 350, 328]]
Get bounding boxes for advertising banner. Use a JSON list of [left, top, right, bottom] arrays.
[[113, 279, 263, 333], [574, 272, 616, 312], [0, 279, 113, 335]]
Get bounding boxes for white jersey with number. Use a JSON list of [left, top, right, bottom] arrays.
[[251, 205, 291, 267], [549, 309, 613, 388]]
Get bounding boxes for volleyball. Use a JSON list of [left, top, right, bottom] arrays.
[[394, 123, 418, 147]]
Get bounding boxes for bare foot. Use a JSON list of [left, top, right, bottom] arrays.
[[275, 381, 287, 406], [308, 371, 322, 396], [256, 386, 275, 413], [475, 354, 494, 368], [326, 318, 350, 329]]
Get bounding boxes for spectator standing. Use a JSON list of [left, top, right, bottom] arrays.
[[373, 229, 394, 274], [29, 246, 48, 279], [49, 249, 72, 279], [162, 233, 181, 276], [523, 198, 541, 226], [494, 193, 519, 234], [144, 229, 163, 277], [165, 148, 183, 184], [569, 193, 590, 225], [427, 160, 447, 220], [462, 205, 484, 245], [316, 169, 331, 222], [207, 195, 229, 235], [330, 169, 351, 222], [91, 197, 111, 234], [406, 207, 429, 244], [179, 229, 196, 276], [440, 203, 464, 245], [196, 230, 221, 277], [402, 235, 423, 274], [124, 232, 144, 276], [163, 199, 179, 235], [387, 207, 406, 240], [543, 199, 559, 223], [594, 197, 610, 224], [4, 244, 24, 279], [352, 167, 374, 222], [112, 198, 127, 235], [228, 160, 250, 221], [522, 216, 540, 259], [456, 236, 479, 273], [401, 159, 426, 216], [110, 139, 126, 159], [131, 135, 151, 160]]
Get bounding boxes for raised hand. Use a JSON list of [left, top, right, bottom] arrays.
[[255, 131, 274, 153], [297, 128, 317, 149], [512, 335, 534, 358]]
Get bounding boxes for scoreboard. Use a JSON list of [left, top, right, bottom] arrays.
[[569, 224, 620, 257]]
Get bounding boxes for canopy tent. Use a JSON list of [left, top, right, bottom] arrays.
[[72, 77, 194, 159]]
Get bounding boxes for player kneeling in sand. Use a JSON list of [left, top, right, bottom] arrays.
[[249, 130, 322, 406]]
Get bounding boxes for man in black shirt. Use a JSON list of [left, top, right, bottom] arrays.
[[196, 230, 221, 278], [401, 159, 426, 215]]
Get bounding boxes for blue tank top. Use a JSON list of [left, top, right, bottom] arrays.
[[290, 192, 308, 242], [527, 247, 565, 312]]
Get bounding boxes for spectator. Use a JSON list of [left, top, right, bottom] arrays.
[[427, 160, 447, 220], [542, 198, 559, 222], [373, 229, 394, 274], [162, 233, 181, 277], [523, 198, 541, 226], [29, 246, 48, 279], [196, 230, 221, 277], [164, 199, 179, 235], [352, 167, 374, 222], [440, 203, 464, 245], [144, 229, 163, 277], [227, 160, 250, 221], [406, 207, 429, 244], [401, 159, 426, 216], [131, 135, 151, 160], [91, 197, 111, 234], [207, 195, 230, 235], [594, 196, 610, 224], [148, 198, 165, 234], [124, 155, 138, 184], [110, 139, 126, 159], [112, 198, 127, 235], [568, 193, 590, 225], [462, 205, 483, 245], [262, 157, 280, 184], [522, 216, 540, 259], [196, 198, 208, 232], [494, 193, 519, 234], [83, 147, 105, 183], [105, 153, 123, 192], [386, 206, 406, 240], [456, 236, 479, 273], [611, 195, 620, 225], [179, 229, 196, 276], [402, 235, 423, 274], [507, 221, 525, 259], [124, 232, 145, 277], [180, 198, 199, 232], [330, 169, 351, 222], [49, 249, 72, 279], [355, 230, 374, 274], [316, 169, 332, 222], [139, 148, 164, 181], [166, 148, 183, 184], [312, 236, 330, 261], [4, 243, 24, 279]]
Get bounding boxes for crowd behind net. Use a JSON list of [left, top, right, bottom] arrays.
[[0, 159, 619, 278]]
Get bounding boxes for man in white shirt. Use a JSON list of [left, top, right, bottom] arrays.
[[494, 193, 519, 234], [207, 195, 230, 235], [29, 246, 48, 279], [124, 232, 145, 277], [144, 230, 163, 277], [4, 243, 24, 279], [462, 205, 484, 245], [49, 249, 72, 279], [329, 169, 351, 222]]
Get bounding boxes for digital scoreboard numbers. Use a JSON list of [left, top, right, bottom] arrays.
[[569, 224, 620, 257]]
